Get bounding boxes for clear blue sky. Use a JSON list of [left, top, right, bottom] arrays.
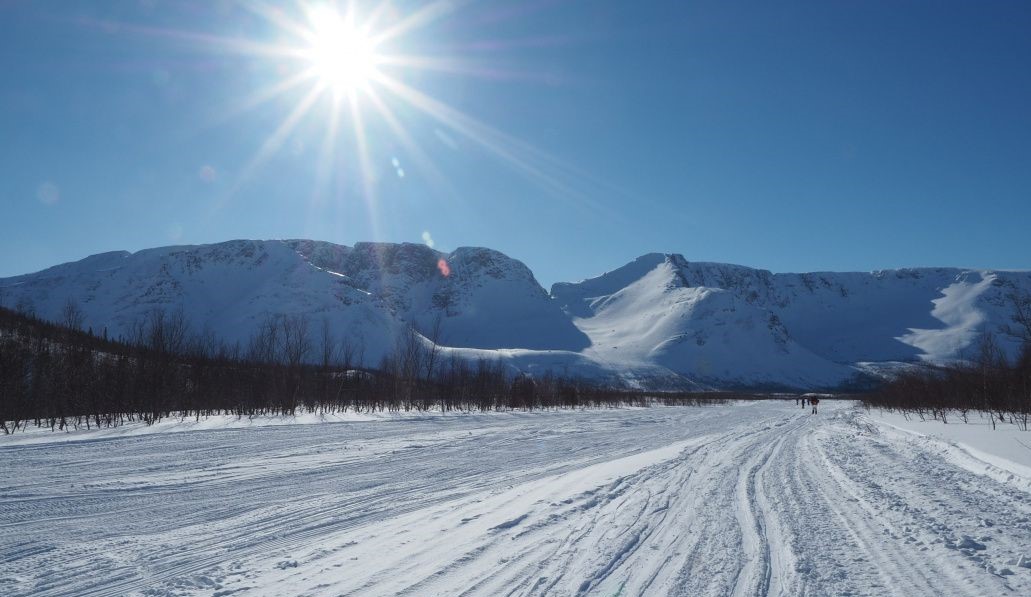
[[2, 0, 1030, 288]]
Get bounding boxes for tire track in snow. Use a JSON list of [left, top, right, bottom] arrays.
[[731, 428, 780, 596], [5, 403, 1031, 596], [731, 417, 802, 597], [4, 413, 727, 597], [811, 416, 1028, 595], [455, 439, 713, 597]]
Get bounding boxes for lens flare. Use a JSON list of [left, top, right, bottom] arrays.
[[137, 0, 617, 229]]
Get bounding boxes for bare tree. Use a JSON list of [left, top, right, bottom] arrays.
[[319, 317, 335, 369], [279, 314, 311, 368], [14, 296, 35, 318], [388, 325, 425, 406], [138, 308, 189, 354], [421, 314, 444, 380], [61, 298, 86, 331], [189, 324, 219, 358], [1005, 290, 1031, 343], [248, 314, 281, 363], [340, 336, 357, 371]]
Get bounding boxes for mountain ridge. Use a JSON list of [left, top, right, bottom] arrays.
[[3, 239, 1029, 391]]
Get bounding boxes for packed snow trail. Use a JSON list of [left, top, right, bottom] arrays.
[[2, 402, 1031, 596]]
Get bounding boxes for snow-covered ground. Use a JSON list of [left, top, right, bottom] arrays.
[[866, 408, 1031, 492], [3, 401, 1031, 596]]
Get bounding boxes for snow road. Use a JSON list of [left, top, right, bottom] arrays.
[[3, 402, 1031, 596]]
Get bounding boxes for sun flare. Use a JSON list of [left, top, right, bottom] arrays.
[[303, 6, 379, 92], [208, 0, 585, 215]]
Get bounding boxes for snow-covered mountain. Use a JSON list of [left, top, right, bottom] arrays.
[[551, 255, 858, 389], [554, 253, 1031, 388], [0, 240, 585, 365], [2, 240, 1029, 390]]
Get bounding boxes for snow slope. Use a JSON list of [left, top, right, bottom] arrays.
[[0, 240, 586, 368], [2, 241, 1030, 389], [3, 402, 1031, 596], [553, 255, 859, 389], [554, 253, 1031, 387], [0, 240, 401, 358], [286, 240, 588, 351]]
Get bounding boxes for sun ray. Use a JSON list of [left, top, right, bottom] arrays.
[[370, 71, 630, 210], [226, 82, 326, 201], [347, 89, 384, 242], [371, 0, 462, 46], [198, 68, 316, 133], [186, 0, 627, 226], [363, 86, 456, 199], [314, 91, 345, 204], [73, 15, 301, 59], [371, 72, 608, 210], [304, 90, 344, 236], [361, 0, 396, 33], [238, 0, 319, 43], [375, 53, 559, 84]]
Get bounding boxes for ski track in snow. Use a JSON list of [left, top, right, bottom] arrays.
[[2, 402, 1031, 596]]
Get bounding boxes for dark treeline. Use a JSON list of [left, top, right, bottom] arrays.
[[862, 292, 1031, 430], [0, 305, 737, 434]]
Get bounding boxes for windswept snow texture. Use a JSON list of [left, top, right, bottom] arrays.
[[3, 402, 1031, 596], [3, 240, 1031, 389]]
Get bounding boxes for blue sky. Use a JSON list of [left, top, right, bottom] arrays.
[[2, 0, 1030, 288]]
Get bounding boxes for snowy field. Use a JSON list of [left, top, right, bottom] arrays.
[[3, 401, 1031, 596]]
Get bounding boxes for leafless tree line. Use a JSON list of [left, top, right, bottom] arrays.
[[0, 304, 732, 434]]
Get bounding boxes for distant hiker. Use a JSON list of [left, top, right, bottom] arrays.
[[801, 397, 807, 408], [795, 397, 799, 406], [810, 397, 820, 414]]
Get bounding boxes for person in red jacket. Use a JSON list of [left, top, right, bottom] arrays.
[[810, 397, 820, 414]]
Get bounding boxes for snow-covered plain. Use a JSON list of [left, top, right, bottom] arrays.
[[3, 402, 1031, 596]]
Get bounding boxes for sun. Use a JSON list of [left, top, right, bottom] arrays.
[[303, 5, 380, 92], [210, 0, 586, 215]]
